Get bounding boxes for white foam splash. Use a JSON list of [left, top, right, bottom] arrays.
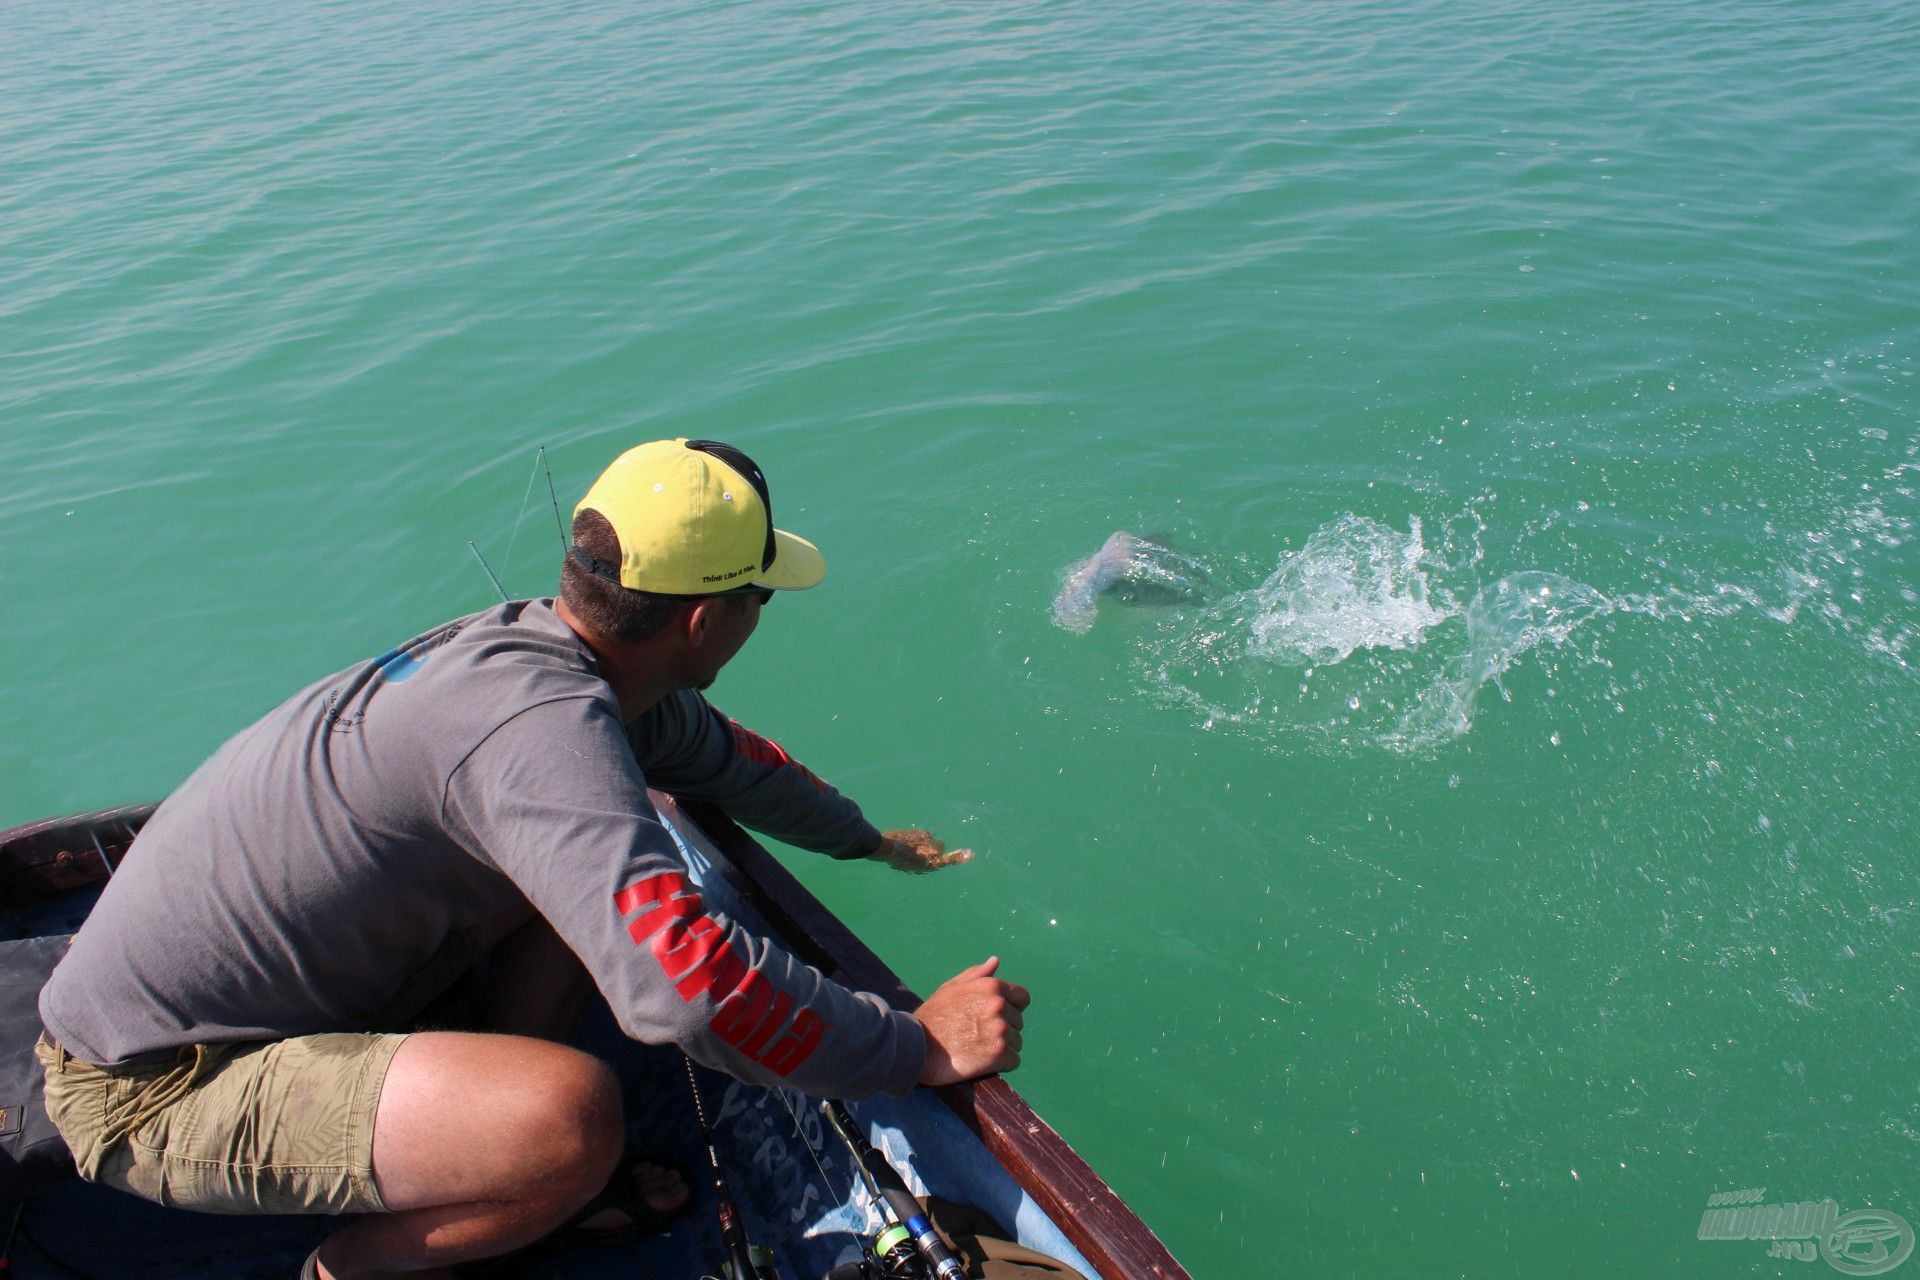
[[1392, 572, 1614, 750], [1241, 515, 1453, 665], [1123, 513, 1614, 754], [1098, 459, 1915, 755]]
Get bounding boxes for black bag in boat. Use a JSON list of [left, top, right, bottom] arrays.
[[0, 935, 76, 1202]]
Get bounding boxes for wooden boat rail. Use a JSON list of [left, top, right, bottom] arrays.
[[0, 804, 152, 905]]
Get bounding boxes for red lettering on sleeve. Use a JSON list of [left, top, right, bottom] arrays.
[[653, 914, 726, 981], [615, 871, 704, 947], [614, 870, 690, 918], [711, 970, 775, 1046], [675, 940, 748, 1005], [628, 896, 700, 949], [616, 873, 750, 1006], [615, 870, 831, 1078], [728, 720, 828, 793], [758, 1008, 828, 1077], [737, 989, 794, 1060]]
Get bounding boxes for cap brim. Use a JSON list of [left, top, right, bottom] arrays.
[[753, 529, 827, 591]]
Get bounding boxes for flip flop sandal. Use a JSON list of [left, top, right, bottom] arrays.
[[305, 1152, 695, 1277], [550, 1148, 694, 1247], [458, 1148, 694, 1274]]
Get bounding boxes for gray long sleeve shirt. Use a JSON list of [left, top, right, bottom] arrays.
[[39, 600, 926, 1099]]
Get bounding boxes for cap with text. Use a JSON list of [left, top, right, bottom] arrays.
[[573, 438, 827, 595]]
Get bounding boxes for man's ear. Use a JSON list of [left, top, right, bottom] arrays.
[[682, 598, 720, 647]]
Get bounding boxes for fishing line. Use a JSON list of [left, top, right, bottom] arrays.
[[824, 1103, 964, 1280], [800, 1101, 925, 1280], [498, 449, 547, 584], [822, 1104, 906, 1236], [769, 1085, 880, 1238], [468, 446, 561, 603]]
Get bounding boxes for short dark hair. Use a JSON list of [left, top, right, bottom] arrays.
[[560, 510, 687, 642], [560, 510, 747, 642]]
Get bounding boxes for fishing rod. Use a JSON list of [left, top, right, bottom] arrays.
[[684, 1056, 779, 1280], [823, 1101, 965, 1280], [760, 1086, 922, 1280]]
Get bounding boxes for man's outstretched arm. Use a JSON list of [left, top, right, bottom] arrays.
[[633, 690, 971, 871]]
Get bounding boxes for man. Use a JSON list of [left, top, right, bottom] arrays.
[[36, 438, 1027, 1279]]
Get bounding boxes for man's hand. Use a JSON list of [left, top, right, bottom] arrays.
[[869, 828, 972, 874], [913, 956, 1029, 1086]]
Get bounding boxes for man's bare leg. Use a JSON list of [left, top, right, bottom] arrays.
[[315, 1032, 624, 1279], [315, 914, 688, 1277]]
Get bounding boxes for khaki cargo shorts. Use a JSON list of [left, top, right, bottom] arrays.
[[36, 1031, 405, 1215]]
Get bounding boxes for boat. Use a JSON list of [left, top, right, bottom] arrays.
[[0, 797, 1189, 1280]]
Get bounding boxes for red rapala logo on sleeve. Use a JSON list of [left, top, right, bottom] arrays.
[[613, 871, 826, 1077], [728, 721, 828, 794]]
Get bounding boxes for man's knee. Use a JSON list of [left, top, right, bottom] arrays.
[[528, 1047, 624, 1184], [372, 1034, 624, 1213], [419, 1038, 622, 1177]]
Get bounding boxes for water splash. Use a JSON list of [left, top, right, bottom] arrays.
[[1085, 465, 1913, 754], [1391, 572, 1614, 750], [1121, 513, 1612, 754], [1242, 514, 1452, 664], [1605, 463, 1917, 671]]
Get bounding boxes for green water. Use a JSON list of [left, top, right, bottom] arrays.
[[5, 2, 1917, 1274]]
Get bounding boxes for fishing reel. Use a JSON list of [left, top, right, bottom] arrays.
[[823, 1224, 931, 1280], [719, 1242, 781, 1280]]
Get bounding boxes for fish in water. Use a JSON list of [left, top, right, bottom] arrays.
[[1051, 531, 1212, 632]]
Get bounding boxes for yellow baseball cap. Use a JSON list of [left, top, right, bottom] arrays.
[[572, 438, 827, 595]]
